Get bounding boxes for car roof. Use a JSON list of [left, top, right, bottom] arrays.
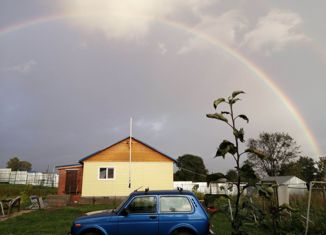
[[130, 190, 195, 196]]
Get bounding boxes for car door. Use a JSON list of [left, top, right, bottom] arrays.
[[118, 195, 158, 235], [158, 196, 195, 235]]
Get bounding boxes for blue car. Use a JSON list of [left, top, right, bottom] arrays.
[[70, 190, 214, 235]]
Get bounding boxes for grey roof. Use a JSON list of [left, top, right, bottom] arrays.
[[55, 163, 82, 169], [261, 176, 306, 184]]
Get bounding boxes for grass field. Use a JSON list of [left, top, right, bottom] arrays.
[[0, 184, 326, 235], [1, 206, 324, 235], [0, 204, 232, 235], [0, 204, 111, 235], [0, 184, 57, 199], [0, 204, 266, 235], [0, 183, 58, 208]]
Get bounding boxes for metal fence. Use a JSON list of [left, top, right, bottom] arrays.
[[0, 168, 58, 187]]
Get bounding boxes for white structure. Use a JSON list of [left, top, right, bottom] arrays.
[[173, 181, 247, 196], [0, 168, 58, 187], [261, 176, 307, 195], [174, 181, 210, 194]]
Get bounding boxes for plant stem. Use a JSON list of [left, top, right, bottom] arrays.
[[229, 102, 242, 232]]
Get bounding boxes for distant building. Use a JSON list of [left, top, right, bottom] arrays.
[[261, 175, 307, 195], [57, 137, 176, 198]]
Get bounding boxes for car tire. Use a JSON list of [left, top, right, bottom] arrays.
[[82, 231, 102, 235], [173, 229, 194, 235]]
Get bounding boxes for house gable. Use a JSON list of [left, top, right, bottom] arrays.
[[80, 137, 176, 163]]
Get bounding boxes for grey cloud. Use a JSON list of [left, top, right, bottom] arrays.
[[1, 60, 37, 74]]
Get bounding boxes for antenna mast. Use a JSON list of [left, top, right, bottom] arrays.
[[128, 118, 132, 188]]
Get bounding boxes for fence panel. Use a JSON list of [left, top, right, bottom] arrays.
[[0, 168, 58, 187]]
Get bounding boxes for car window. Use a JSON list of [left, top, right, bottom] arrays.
[[160, 196, 192, 213], [127, 196, 156, 214]]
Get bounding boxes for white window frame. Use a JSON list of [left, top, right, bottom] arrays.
[[98, 167, 115, 180]]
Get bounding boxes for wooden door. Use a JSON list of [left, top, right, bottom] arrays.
[[65, 170, 78, 194]]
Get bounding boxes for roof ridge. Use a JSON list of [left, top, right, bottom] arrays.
[[79, 136, 176, 163]]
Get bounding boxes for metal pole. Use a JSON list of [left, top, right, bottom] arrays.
[[228, 199, 233, 221], [14, 171, 17, 184], [128, 118, 132, 188], [305, 181, 313, 235]]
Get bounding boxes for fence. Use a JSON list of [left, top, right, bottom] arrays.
[[0, 168, 58, 187], [173, 181, 247, 196]]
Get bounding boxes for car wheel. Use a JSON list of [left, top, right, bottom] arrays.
[[172, 229, 194, 235], [82, 230, 102, 235]]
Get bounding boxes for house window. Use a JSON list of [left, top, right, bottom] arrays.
[[99, 167, 115, 180]]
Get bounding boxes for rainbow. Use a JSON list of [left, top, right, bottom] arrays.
[[0, 13, 321, 157], [0, 14, 69, 36]]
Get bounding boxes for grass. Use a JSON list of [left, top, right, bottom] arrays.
[[0, 183, 58, 208], [0, 204, 112, 235], [0, 184, 57, 199], [210, 212, 232, 235], [0, 204, 259, 235], [0, 193, 325, 235]]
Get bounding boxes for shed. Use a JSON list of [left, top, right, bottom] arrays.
[[261, 176, 307, 195], [56, 164, 83, 195]]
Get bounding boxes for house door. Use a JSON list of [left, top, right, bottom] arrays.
[[65, 170, 78, 194]]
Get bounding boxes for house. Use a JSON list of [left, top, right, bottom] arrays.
[[261, 175, 307, 195], [57, 137, 176, 197]]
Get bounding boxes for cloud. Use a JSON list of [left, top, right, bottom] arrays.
[[62, 0, 174, 41], [242, 9, 308, 54], [178, 10, 248, 54], [158, 42, 167, 55], [60, 0, 216, 41], [135, 117, 167, 133], [1, 60, 37, 74]]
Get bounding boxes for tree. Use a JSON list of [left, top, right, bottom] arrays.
[[19, 161, 32, 171], [226, 169, 238, 182], [174, 154, 208, 182], [226, 161, 258, 184], [280, 156, 318, 182], [240, 160, 259, 184], [247, 132, 300, 177], [206, 172, 225, 184], [7, 157, 32, 171], [206, 90, 264, 234], [317, 157, 326, 181], [6, 157, 20, 170]]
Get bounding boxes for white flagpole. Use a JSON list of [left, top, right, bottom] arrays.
[[128, 118, 132, 188]]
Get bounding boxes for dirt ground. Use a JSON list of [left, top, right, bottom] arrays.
[[0, 210, 33, 222]]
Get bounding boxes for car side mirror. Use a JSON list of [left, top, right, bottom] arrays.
[[120, 208, 129, 216]]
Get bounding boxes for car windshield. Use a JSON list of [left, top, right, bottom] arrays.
[[112, 197, 129, 213]]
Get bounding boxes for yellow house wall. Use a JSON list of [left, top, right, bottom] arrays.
[[81, 162, 174, 197]]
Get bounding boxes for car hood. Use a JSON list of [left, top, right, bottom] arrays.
[[85, 209, 114, 216], [75, 209, 115, 222]]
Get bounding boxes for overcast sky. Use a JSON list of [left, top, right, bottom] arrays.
[[1, 0, 326, 173]]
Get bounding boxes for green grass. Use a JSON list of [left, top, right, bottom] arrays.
[[0, 184, 58, 208], [0, 184, 57, 199], [210, 212, 271, 235], [1, 198, 325, 235], [210, 212, 232, 235], [0, 204, 111, 235], [0, 203, 235, 235]]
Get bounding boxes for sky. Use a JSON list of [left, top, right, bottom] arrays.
[[1, 0, 326, 173]]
